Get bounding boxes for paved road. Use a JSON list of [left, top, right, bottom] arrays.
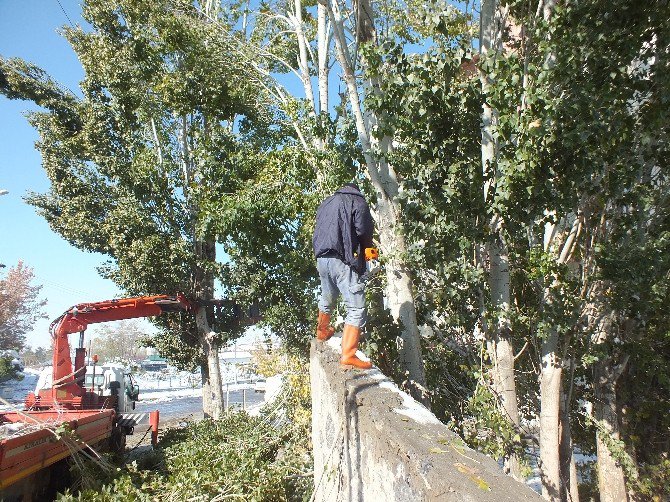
[[135, 387, 265, 418]]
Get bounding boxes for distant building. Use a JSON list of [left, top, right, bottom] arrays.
[[140, 352, 168, 372]]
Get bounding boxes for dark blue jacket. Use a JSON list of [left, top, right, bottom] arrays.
[[313, 185, 374, 274]]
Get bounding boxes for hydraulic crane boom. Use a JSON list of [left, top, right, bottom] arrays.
[[27, 294, 193, 410], [4, 294, 196, 494]]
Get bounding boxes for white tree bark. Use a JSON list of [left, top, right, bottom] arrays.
[[286, 0, 331, 187], [200, 364, 212, 416], [540, 326, 562, 501], [376, 196, 427, 396], [539, 232, 564, 501], [480, 0, 522, 479], [192, 238, 226, 419], [532, 211, 581, 502], [594, 377, 628, 502], [150, 117, 163, 166], [324, 0, 427, 400], [196, 308, 225, 419], [317, 2, 329, 116], [488, 237, 522, 479], [538, 216, 577, 501], [530, 1, 581, 497], [292, 0, 317, 123]]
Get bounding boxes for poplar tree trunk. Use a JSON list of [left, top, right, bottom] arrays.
[[540, 326, 562, 501], [193, 238, 225, 419], [528, 1, 570, 496], [317, 2, 329, 117], [198, 309, 225, 419], [324, 0, 427, 401], [288, 0, 330, 185], [594, 362, 628, 502], [181, 109, 225, 419], [377, 196, 427, 400], [559, 377, 580, 502], [201, 363, 212, 415], [293, 0, 316, 121], [195, 5, 229, 418], [537, 216, 580, 501], [480, 0, 522, 480], [591, 292, 629, 502], [488, 237, 522, 479]]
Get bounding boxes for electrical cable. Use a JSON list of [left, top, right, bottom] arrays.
[[55, 0, 75, 28]]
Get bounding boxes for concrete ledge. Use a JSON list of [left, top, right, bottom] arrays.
[[310, 338, 541, 501]]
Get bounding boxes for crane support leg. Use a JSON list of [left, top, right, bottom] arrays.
[[150, 410, 160, 447]]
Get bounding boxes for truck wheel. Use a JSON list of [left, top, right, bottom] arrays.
[[45, 458, 71, 499], [110, 427, 127, 454]]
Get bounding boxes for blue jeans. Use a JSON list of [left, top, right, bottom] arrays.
[[317, 257, 367, 328]]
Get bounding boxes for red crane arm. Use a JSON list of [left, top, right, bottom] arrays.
[[50, 294, 193, 387], [52, 294, 193, 337]]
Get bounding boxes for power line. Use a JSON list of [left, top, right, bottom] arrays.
[[55, 0, 76, 28]]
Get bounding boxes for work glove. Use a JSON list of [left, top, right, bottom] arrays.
[[363, 248, 381, 281]]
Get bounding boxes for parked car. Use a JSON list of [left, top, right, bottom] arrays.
[[254, 378, 266, 393]]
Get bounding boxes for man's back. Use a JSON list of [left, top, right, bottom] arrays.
[[313, 184, 373, 274]]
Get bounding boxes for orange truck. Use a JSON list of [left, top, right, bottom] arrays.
[[0, 294, 192, 501]]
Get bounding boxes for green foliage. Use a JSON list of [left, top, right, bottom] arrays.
[[362, 10, 504, 450], [374, 0, 474, 45], [58, 412, 312, 502], [422, 337, 478, 426], [363, 23, 481, 350], [486, 0, 670, 495], [636, 459, 670, 501], [362, 1, 670, 495], [251, 348, 313, 435], [576, 459, 598, 502], [363, 279, 403, 380], [212, 145, 326, 354], [58, 348, 313, 501], [459, 384, 524, 463], [3, 0, 670, 498], [0, 356, 22, 383]]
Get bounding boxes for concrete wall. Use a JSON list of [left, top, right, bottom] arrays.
[[310, 338, 542, 502]]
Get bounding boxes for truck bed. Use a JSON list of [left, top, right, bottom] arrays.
[[0, 409, 114, 489]]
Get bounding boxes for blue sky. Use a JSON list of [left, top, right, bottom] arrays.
[[0, 0, 123, 348]]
